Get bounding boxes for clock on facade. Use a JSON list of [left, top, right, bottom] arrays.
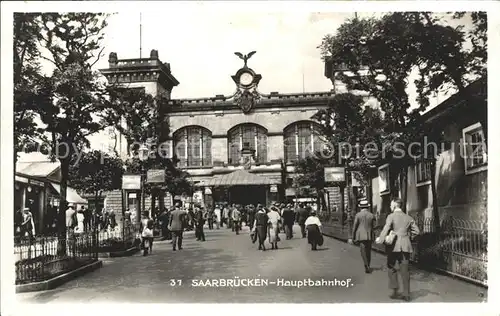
[[239, 72, 254, 86]]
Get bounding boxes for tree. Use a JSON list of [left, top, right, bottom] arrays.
[[318, 12, 486, 231], [69, 150, 124, 211], [13, 14, 51, 165], [108, 88, 192, 216], [28, 13, 112, 241], [294, 156, 327, 213]]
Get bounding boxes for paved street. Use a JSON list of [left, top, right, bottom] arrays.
[[16, 225, 486, 303]]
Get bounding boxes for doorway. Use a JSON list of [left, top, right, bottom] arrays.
[[229, 186, 267, 206]]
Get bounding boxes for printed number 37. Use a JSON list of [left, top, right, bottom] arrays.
[[170, 279, 182, 286]]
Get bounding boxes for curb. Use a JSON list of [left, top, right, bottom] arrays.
[[98, 246, 140, 258], [16, 260, 103, 293]]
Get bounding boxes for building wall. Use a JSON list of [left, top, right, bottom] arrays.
[[371, 121, 487, 222], [169, 107, 321, 135]]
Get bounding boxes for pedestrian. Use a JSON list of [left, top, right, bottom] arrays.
[[375, 198, 420, 302], [348, 200, 376, 273], [140, 212, 154, 256], [65, 204, 77, 255], [214, 204, 222, 229], [21, 207, 36, 240], [14, 207, 24, 238], [252, 205, 269, 251], [195, 206, 206, 241], [232, 205, 241, 235], [279, 203, 286, 233], [158, 208, 169, 239], [304, 210, 323, 250], [207, 208, 214, 230], [82, 206, 91, 232], [222, 204, 229, 228], [169, 204, 187, 251], [74, 207, 85, 235], [267, 207, 281, 250], [296, 203, 309, 238], [247, 204, 256, 231], [282, 203, 295, 240]]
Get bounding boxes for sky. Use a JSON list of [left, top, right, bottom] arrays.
[[92, 10, 471, 102], [22, 9, 475, 162], [96, 11, 361, 97]]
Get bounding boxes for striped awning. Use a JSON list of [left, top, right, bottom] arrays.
[[200, 170, 279, 186]]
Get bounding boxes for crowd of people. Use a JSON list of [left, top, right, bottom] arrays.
[[137, 201, 324, 253]]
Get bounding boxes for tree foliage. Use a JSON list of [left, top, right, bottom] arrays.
[[69, 150, 124, 199], [13, 13, 50, 162], [317, 12, 486, 224], [107, 88, 193, 204], [14, 13, 113, 238]]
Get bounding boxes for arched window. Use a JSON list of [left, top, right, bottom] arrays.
[[284, 121, 324, 163], [173, 126, 212, 167], [228, 124, 267, 164]]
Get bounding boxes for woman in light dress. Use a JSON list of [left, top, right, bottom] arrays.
[[267, 206, 281, 250], [74, 208, 85, 235]]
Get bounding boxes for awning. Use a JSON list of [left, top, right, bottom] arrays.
[[200, 170, 280, 186], [50, 183, 88, 204]]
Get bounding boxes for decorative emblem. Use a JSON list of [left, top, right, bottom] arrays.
[[234, 51, 256, 68], [242, 156, 253, 170], [234, 89, 260, 114]]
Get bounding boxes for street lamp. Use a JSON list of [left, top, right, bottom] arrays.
[[138, 144, 149, 217]]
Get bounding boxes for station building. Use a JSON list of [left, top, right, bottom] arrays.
[[99, 49, 354, 214]]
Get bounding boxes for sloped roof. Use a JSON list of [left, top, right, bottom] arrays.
[[16, 161, 60, 178], [200, 170, 280, 186]]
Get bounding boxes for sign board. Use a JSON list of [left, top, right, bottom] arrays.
[[122, 175, 141, 190], [324, 167, 346, 183], [147, 169, 165, 183], [270, 184, 278, 193], [29, 179, 44, 187]]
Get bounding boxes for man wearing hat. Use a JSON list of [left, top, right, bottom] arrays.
[[348, 200, 375, 273], [282, 203, 295, 240]]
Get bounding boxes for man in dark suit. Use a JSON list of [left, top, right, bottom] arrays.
[[296, 203, 309, 238], [169, 205, 187, 251], [376, 198, 420, 302], [348, 200, 375, 273], [282, 203, 295, 240]]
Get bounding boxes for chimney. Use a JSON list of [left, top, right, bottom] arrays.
[[150, 49, 159, 59], [108, 52, 118, 67]]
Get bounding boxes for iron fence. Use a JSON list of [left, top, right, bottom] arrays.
[[321, 214, 487, 286], [14, 231, 98, 284], [95, 221, 140, 252]]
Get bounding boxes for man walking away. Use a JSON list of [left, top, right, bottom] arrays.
[[282, 203, 295, 240], [348, 200, 375, 273], [252, 206, 269, 251], [220, 204, 227, 228], [247, 205, 256, 231], [297, 203, 309, 238], [376, 198, 420, 302], [232, 205, 241, 235], [195, 206, 206, 241], [207, 208, 214, 230], [169, 204, 187, 251]]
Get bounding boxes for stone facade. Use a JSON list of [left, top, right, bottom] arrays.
[[100, 49, 350, 209]]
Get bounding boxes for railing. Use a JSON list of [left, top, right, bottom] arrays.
[[14, 231, 98, 284], [95, 221, 140, 252], [320, 214, 488, 287]]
